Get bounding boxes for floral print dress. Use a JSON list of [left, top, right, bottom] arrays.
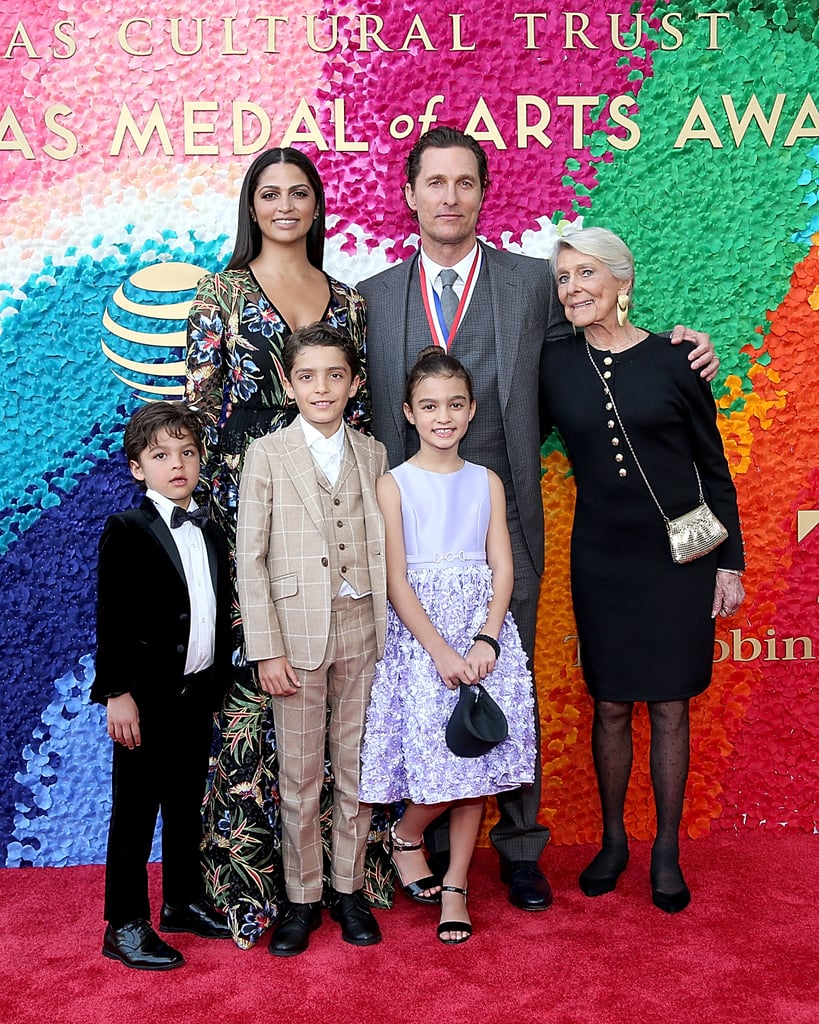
[[185, 268, 392, 947]]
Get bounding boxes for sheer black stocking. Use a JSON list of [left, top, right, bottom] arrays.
[[582, 700, 633, 885], [647, 699, 690, 894]]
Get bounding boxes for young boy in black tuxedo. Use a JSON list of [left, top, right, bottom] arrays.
[[92, 402, 232, 969]]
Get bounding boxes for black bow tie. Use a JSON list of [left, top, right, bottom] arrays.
[[171, 505, 209, 529]]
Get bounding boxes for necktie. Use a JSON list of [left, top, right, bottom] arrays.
[[438, 268, 460, 333], [171, 505, 209, 529]]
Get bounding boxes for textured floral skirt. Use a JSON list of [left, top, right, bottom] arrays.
[[359, 565, 536, 805]]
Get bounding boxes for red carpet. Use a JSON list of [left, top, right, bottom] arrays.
[[2, 832, 816, 1024]]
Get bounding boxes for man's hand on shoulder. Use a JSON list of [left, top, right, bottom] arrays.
[[670, 325, 719, 382]]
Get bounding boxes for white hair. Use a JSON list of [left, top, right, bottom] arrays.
[[554, 227, 634, 284]]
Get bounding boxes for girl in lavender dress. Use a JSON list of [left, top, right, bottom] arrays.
[[359, 347, 536, 945]]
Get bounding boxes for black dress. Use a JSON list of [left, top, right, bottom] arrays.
[[540, 332, 744, 702]]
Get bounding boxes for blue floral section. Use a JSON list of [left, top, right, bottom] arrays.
[[7, 655, 162, 867], [0, 233, 227, 556], [188, 312, 224, 369], [791, 145, 819, 246], [0, 450, 135, 860], [0, 232, 229, 862]]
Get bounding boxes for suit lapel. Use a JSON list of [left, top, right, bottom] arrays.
[[480, 243, 523, 415], [141, 497, 187, 585], [346, 429, 382, 535], [381, 254, 418, 446], [280, 420, 329, 541], [335, 436, 355, 490]]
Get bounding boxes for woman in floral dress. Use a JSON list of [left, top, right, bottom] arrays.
[[185, 147, 389, 947]]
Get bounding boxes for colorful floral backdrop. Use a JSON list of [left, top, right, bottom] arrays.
[[1, 1, 817, 867]]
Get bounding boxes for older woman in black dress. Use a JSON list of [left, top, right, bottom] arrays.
[[539, 227, 745, 912]]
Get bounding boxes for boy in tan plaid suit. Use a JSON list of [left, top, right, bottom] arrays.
[[237, 323, 387, 957]]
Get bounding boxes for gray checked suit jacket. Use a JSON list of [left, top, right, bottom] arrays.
[[237, 420, 389, 670], [359, 242, 571, 578]]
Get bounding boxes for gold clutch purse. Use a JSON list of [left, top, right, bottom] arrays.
[[665, 501, 728, 564]]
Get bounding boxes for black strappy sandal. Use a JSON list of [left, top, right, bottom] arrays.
[[385, 821, 442, 905], [437, 885, 472, 945]]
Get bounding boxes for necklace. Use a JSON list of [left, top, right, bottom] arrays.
[[586, 326, 643, 354]]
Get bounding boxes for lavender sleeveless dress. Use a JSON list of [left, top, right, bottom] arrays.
[[359, 461, 536, 804]]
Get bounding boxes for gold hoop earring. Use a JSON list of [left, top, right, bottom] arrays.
[[617, 293, 630, 328]]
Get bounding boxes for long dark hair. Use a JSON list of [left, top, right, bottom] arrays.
[[225, 147, 326, 271]]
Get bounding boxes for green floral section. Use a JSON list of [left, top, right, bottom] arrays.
[[676, 0, 819, 44], [572, 6, 815, 392]]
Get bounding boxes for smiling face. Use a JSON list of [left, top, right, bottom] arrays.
[[129, 428, 201, 509], [251, 162, 318, 247], [404, 146, 484, 264], [555, 247, 632, 332], [403, 372, 476, 456], [284, 345, 361, 437]]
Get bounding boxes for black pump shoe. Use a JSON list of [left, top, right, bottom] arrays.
[[651, 881, 691, 914], [579, 848, 629, 897], [650, 856, 691, 913]]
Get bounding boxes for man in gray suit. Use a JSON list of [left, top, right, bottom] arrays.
[[359, 126, 716, 910]]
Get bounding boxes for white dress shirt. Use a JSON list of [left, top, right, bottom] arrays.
[[300, 415, 345, 487], [419, 242, 482, 347], [147, 488, 216, 674]]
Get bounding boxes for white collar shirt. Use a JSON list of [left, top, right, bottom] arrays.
[[147, 488, 216, 674], [299, 415, 345, 487], [419, 242, 482, 347]]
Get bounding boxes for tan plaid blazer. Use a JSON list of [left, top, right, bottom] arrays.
[[237, 420, 388, 670]]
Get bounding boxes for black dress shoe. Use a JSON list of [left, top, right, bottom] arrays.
[[160, 899, 231, 939], [500, 861, 553, 911], [330, 889, 382, 946], [102, 919, 184, 970], [268, 901, 322, 957]]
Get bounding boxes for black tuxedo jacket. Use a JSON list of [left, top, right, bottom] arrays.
[[92, 496, 232, 714]]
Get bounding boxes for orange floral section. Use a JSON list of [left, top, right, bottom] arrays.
[[480, 241, 819, 848], [529, 240, 818, 847], [526, 452, 761, 845], [716, 237, 819, 832]]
